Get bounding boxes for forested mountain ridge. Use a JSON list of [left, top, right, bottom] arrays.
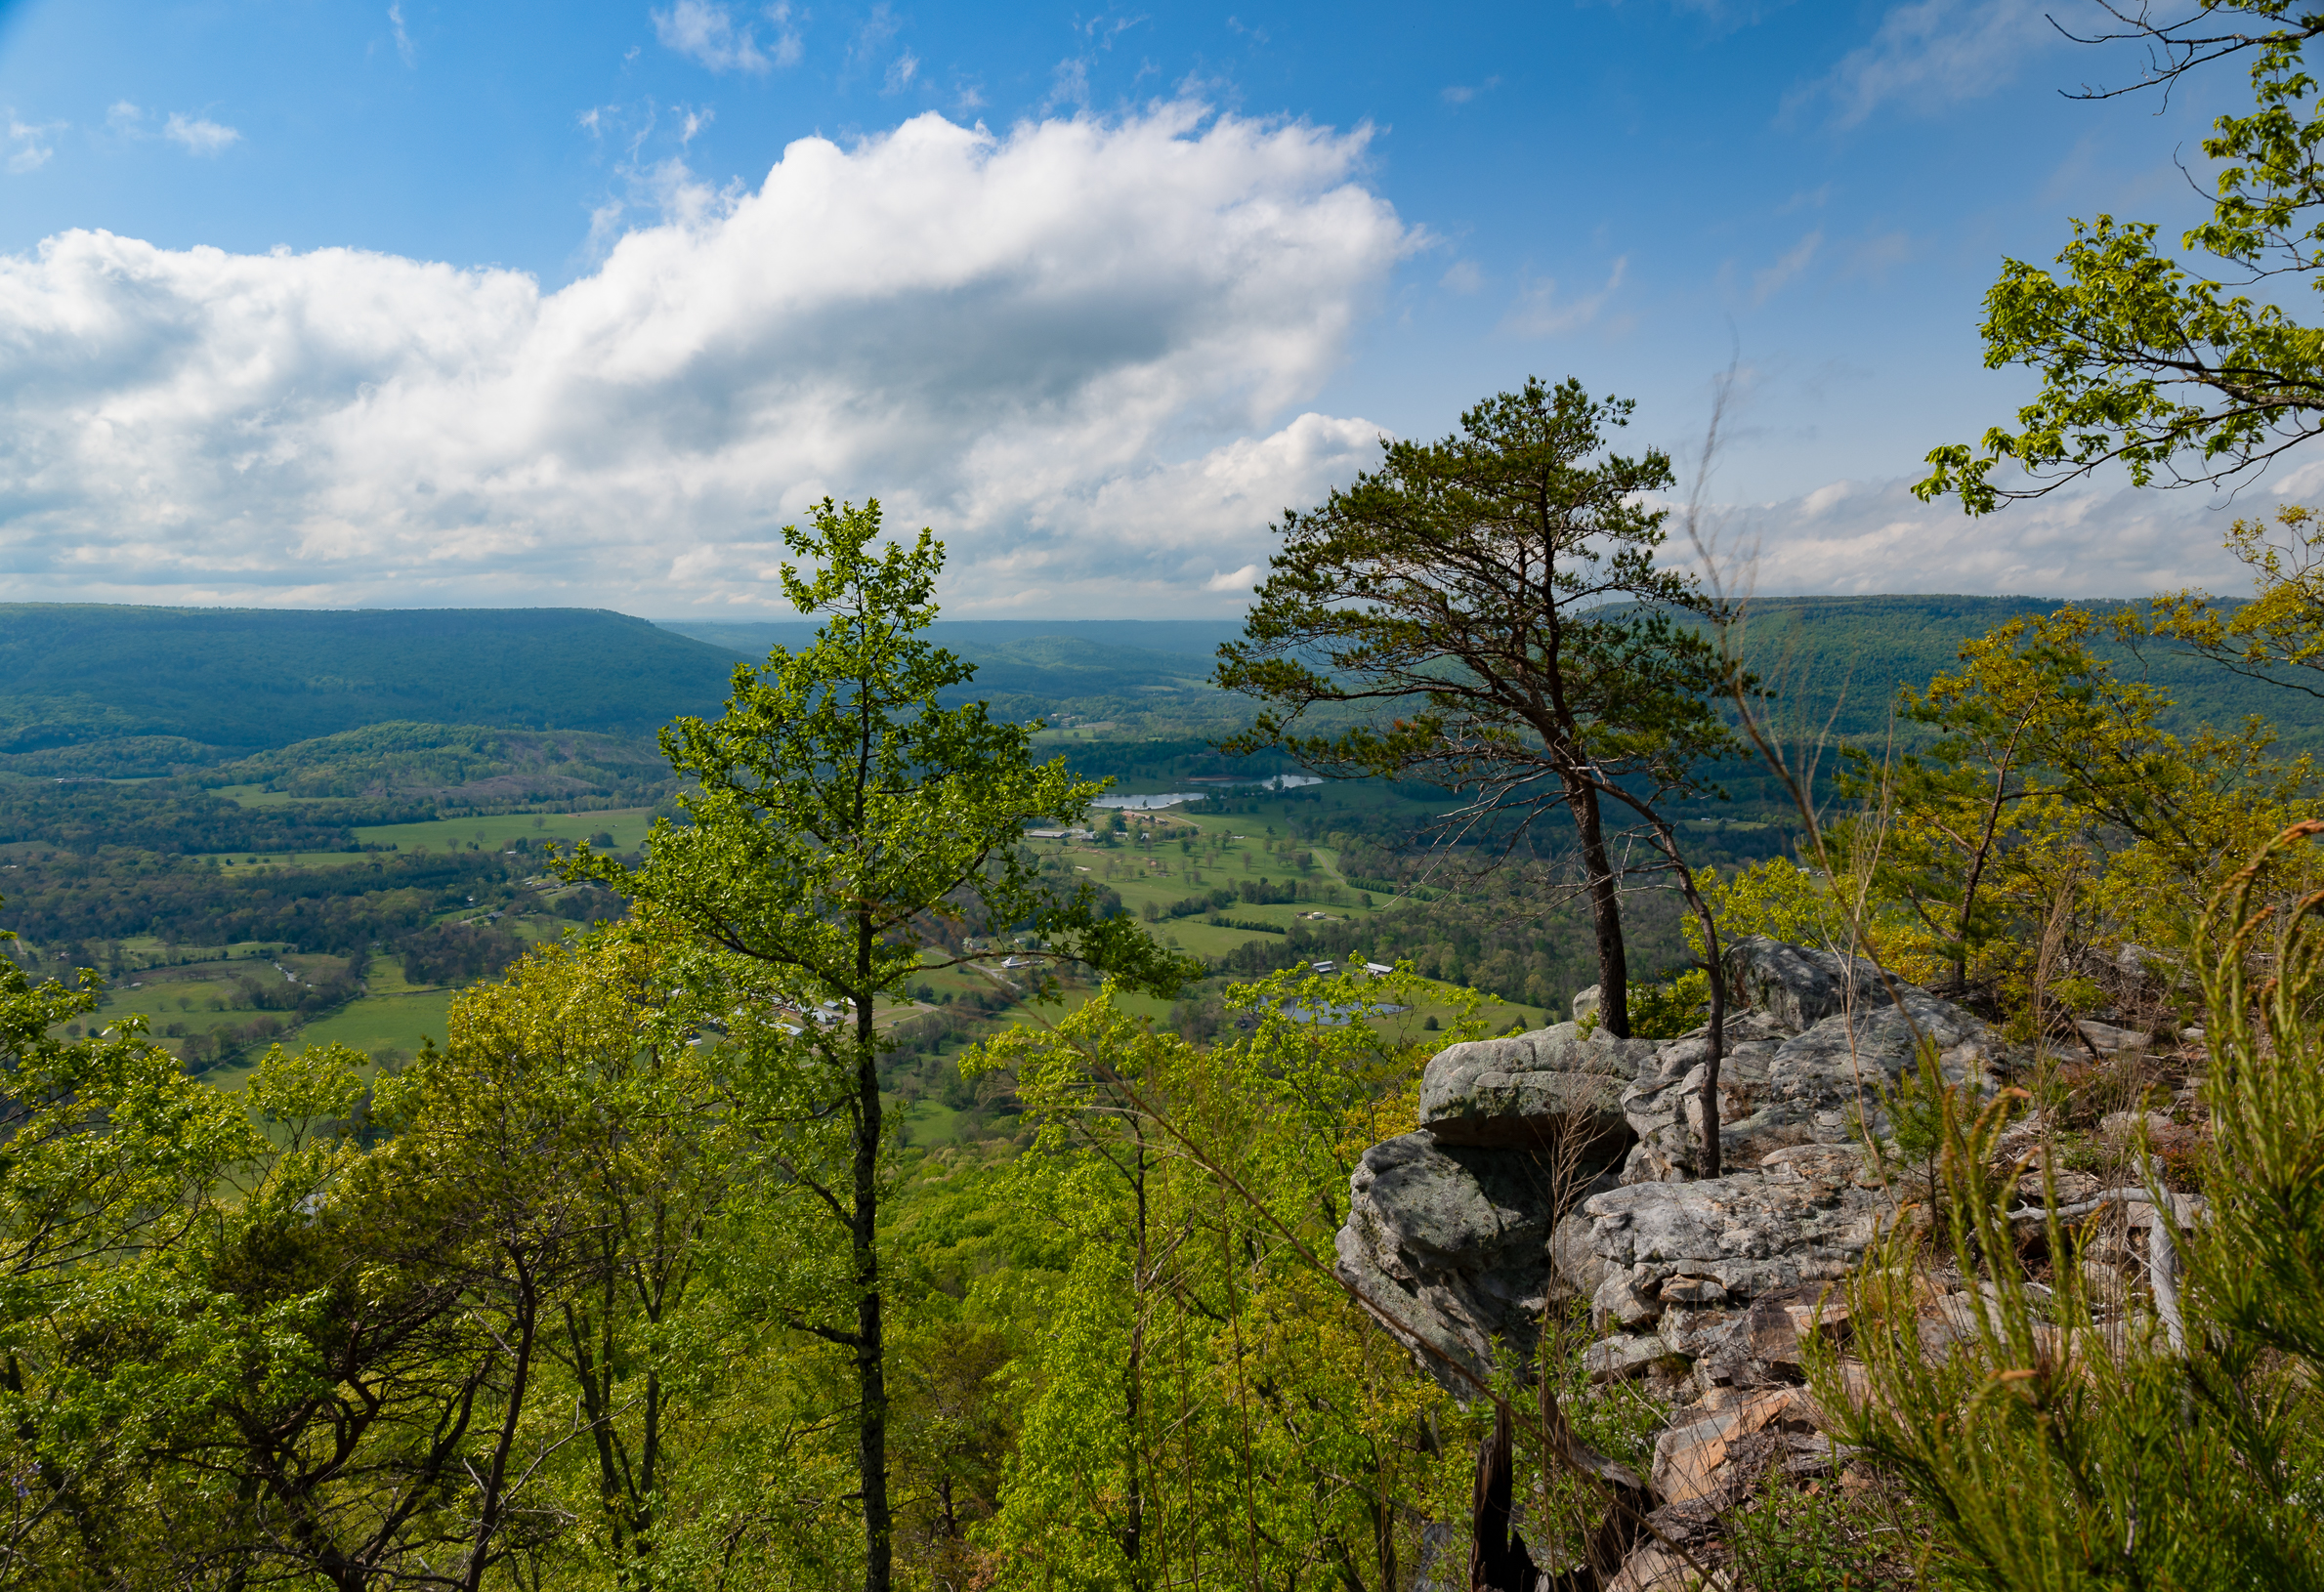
[[0, 604, 739, 772], [1716, 593, 2324, 745], [3, 597, 2310, 782]]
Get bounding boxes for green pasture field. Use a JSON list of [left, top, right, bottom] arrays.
[[98, 935, 296, 971], [52, 953, 343, 1079], [43, 945, 480, 1092], [1030, 805, 1372, 951], [1045, 801, 1553, 1031], [85, 953, 336, 1025], [350, 806, 657, 855], [993, 985, 1178, 1032], [292, 989, 456, 1062], [893, 1098, 974, 1149], [190, 806, 659, 871]]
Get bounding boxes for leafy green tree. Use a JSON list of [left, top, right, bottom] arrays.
[[1216, 378, 1743, 1168], [444, 931, 743, 1585], [1989, 613, 2304, 955], [0, 920, 259, 1585], [567, 498, 1191, 1592], [972, 972, 1478, 1590], [2146, 500, 2324, 696], [1919, 6, 2324, 507], [1837, 615, 2088, 995]]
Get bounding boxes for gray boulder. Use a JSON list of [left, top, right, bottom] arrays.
[[1616, 1011, 1794, 1184], [1722, 935, 1883, 1032], [1558, 1159, 1887, 1364], [1418, 1021, 1651, 1152], [1620, 982, 2001, 1184], [1331, 939, 2002, 1408], [1335, 1132, 1615, 1391]]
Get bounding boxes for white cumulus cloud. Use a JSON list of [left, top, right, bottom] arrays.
[[163, 112, 241, 154], [654, 0, 791, 73], [0, 105, 1409, 614], [1689, 472, 2260, 601]]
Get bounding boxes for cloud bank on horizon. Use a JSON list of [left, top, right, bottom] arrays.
[[0, 92, 2271, 614], [0, 103, 1409, 614]]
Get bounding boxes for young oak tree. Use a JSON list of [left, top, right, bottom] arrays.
[[1215, 378, 1744, 1170], [566, 499, 1191, 1592], [1918, 5, 2324, 509]]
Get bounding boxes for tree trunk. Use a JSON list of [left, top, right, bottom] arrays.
[[1655, 829, 1726, 1181], [854, 985, 893, 1592], [462, 1250, 540, 1592], [1696, 907, 1725, 1181], [1568, 778, 1630, 1038], [1465, 1403, 1537, 1592], [1121, 1136, 1148, 1582]]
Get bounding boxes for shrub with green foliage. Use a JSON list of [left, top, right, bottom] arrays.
[[1816, 821, 2324, 1592]]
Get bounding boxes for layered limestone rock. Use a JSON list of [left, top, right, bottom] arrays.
[[1335, 935, 2007, 1400], [1720, 935, 1881, 1030], [1335, 1019, 1653, 1390], [1333, 1133, 1610, 1389], [1572, 1160, 1885, 1341], [1619, 941, 2004, 1184], [1416, 1020, 1652, 1152]]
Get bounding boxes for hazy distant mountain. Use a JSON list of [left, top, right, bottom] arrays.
[[2, 597, 2314, 782], [658, 617, 1247, 662], [0, 606, 738, 769]]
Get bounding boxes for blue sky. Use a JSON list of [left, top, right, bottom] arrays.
[[0, 0, 2278, 613]]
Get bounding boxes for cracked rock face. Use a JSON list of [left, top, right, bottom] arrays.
[[1721, 936, 1882, 1031], [1620, 964, 2002, 1185], [1335, 939, 1999, 1399], [1417, 1020, 1652, 1152], [1333, 1132, 1613, 1390], [1574, 1166, 1886, 1347]]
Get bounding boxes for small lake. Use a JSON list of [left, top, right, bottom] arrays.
[[1093, 774, 1322, 811]]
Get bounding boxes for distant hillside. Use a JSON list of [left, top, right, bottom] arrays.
[[661, 620, 1238, 727], [1723, 594, 2324, 747], [0, 606, 739, 772], [195, 723, 678, 807], [658, 617, 1247, 661], [4, 598, 2317, 784]]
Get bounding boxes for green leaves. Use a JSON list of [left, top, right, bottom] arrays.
[[570, 498, 1189, 1007], [968, 974, 1476, 1584], [1216, 375, 1733, 821], [1216, 376, 1739, 1041], [1921, 12, 2324, 509]]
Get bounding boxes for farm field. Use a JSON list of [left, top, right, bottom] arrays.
[[290, 989, 456, 1062], [80, 953, 336, 1026], [1016, 798, 1555, 1032], [350, 806, 657, 855], [190, 805, 659, 871], [47, 943, 478, 1091]]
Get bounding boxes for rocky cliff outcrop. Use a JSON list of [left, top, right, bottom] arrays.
[[1338, 936, 2015, 1584], [1336, 936, 2005, 1403]]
